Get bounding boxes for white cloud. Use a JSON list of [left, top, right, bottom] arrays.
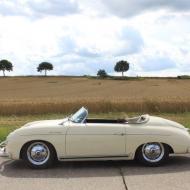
[[0, 0, 79, 17], [101, 0, 190, 18], [0, 1, 190, 76]]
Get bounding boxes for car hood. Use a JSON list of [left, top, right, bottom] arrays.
[[6, 118, 69, 139], [23, 118, 68, 128], [148, 116, 186, 130]]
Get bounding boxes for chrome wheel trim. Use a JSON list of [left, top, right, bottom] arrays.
[[27, 142, 50, 166], [142, 143, 165, 163]]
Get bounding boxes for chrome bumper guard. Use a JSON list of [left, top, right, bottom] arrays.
[[0, 141, 9, 157]]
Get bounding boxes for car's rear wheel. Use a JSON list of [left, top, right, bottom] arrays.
[[22, 141, 55, 169], [136, 142, 169, 166]]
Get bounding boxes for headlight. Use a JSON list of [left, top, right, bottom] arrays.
[[0, 140, 7, 147]]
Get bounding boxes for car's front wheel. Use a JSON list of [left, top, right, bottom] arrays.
[[22, 141, 56, 169], [135, 142, 169, 166]]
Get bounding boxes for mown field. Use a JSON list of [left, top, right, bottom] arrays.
[[0, 76, 190, 114], [1, 76, 190, 142]]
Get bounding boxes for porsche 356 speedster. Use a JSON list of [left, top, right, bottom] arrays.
[[0, 107, 190, 168]]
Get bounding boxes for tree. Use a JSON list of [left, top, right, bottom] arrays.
[[0, 59, 13, 77], [114, 60, 129, 77], [97, 69, 107, 78], [37, 62, 53, 76]]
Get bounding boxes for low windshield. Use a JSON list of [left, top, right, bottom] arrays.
[[70, 107, 88, 123]]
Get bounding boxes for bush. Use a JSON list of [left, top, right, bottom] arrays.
[[177, 75, 190, 79], [97, 69, 107, 78]]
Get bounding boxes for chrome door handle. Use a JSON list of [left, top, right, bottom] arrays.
[[113, 133, 125, 136]]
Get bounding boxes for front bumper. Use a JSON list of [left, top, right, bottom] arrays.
[[0, 141, 9, 157]]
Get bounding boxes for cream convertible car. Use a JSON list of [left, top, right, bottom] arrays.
[[0, 107, 190, 168]]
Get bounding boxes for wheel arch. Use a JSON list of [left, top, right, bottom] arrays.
[[19, 140, 58, 160], [162, 143, 174, 154], [134, 142, 174, 159]]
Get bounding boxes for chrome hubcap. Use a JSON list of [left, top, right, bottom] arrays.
[[27, 142, 50, 165], [142, 143, 164, 163]]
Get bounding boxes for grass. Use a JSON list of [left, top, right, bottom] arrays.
[[1, 112, 190, 142]]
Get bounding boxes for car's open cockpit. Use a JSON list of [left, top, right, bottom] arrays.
[[69, 107, 149, 124]]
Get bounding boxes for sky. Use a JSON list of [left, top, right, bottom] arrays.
[[0, 0, 190, 77]]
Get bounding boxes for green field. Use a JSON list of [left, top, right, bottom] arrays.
[[1, 112, 190, 142]]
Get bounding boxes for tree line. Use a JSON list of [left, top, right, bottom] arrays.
[[0, 59, 129, 77], [0, 60, 53, 77], [97, 60, 129, 78]]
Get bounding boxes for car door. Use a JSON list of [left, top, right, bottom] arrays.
[[65, 122, 126, 158]]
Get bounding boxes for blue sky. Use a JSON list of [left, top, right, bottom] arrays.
[[0, 0, 190, 76]]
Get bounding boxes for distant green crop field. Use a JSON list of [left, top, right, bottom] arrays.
[[0, 112, 190, 142]]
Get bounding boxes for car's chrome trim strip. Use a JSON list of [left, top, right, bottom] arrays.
[[125, 134, 171, 136], [59, 155, 129, 160], [66, 134, 170, 136], [20, 133, 170, 136]]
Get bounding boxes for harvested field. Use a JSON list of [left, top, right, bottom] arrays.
[[0, 77, 190, 114]]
